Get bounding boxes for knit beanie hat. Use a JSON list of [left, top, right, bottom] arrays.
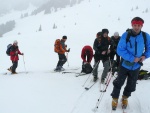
[[13, 40, 18, 44], [114, 32, 119, 36], [102, 29, 109, 34], [97, 32, 102, 38], [62, 35, 67, 39]]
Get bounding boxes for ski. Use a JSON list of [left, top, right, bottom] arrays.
[[75, 73, 87, 77], [3, 72, 7, 75], [122, 109, 127, 113], [3, 71, 28, 75], [100, 89, 106, 92], [122, 107, 127, 113], [110, 104, 127, 113], [62, 71, 78, 74], [110, 110, 116, 113], [85, 81, 97, 90], [64, 67, 80, 71], [123, 110, 127, 113], [52, 67, 80, 73], [62, 71, 87, 77]]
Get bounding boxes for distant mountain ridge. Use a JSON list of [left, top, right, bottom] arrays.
[[31, 0, 84, 15]]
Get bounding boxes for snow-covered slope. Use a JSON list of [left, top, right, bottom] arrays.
[[0, 0, 150, 113]]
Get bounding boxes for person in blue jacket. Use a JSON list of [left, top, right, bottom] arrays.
[[111, 17, 150, 110]]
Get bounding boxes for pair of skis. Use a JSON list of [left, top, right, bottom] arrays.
[[62, 71, 88, 77]]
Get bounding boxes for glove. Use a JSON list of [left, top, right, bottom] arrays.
[[22, 53, 24, 55], [140, 56, 145, 62], [67, 48, 70, 52], [15, 51, 18, 55], [101, 51, 106, 55], [84, 62, 88, 65]]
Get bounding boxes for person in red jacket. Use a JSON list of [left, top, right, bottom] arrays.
[[8, 40, 24, 74], [81, 45, 93, 73], [81, 45, 93, 63]]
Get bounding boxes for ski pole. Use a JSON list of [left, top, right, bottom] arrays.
[[66, 52, 69, 67], [23, 55, 27, 74], [94, 50, 114, 112], [82, 60, 100, 87], [94, 75, 113, 112], [104, 57, 113, 85], [101, 52, 113, 90]]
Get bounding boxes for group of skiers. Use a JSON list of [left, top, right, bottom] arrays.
[[54, 17, 150, 110]]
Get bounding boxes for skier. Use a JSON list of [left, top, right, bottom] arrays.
[[54, 36, 70, 71], [92, 29, 111, 82], [110, 32, 121, 75], [8, 40, 24, 74], [81, 45, 93, 73], [111, 17, 150, 110]]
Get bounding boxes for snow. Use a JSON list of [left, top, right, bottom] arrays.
[[0, 0, 150, 113]]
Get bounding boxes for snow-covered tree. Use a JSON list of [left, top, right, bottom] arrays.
[[39, 25, 42, 31], [53, 23, 57, 29], [145, 8, 148, 13]]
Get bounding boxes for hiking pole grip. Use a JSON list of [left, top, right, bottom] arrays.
[[138, 61, 143, 66], [138, 58, 143, 66]]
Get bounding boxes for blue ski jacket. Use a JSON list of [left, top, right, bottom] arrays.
[[117, 31, 150, 70]]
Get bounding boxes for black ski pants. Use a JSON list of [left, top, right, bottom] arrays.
[[82, 55, 91, 71], [56, 53, 67, 67], [11, 61, 18, 73], [110, 51, 120, 67], [92, 54, 101, 77], [111, 66, 140, 98]]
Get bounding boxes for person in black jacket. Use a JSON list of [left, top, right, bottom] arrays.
[[93, 29, 111, 83], [110, 32, 121, 75]]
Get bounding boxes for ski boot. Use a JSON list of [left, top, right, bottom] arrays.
[[121, 95, 128, 109], [11, 72, 18, 74], [112, 98, 118, 110], [7, 68, 12, 72], [93, 76, 98, 82], [54, 66, 61, 72], [60, 67, 65, 71]]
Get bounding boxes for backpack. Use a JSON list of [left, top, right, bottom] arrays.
[[6, 44, 12, 56], [82, 63, 93, 74], [138, 69, 150, 80], [54, 39, 61, 53]]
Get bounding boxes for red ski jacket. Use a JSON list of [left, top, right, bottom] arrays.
[[81, 45, 93, 63], [10, 45, 23, 61]]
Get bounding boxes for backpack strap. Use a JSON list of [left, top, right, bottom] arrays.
[[126, 30, 132, 48], [142, 31, 147, 51], [126, 31, 147, 53]]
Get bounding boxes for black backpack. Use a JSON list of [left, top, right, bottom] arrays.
[[6, 44, 12, 56], [82, 63, 93, 74], [138, 69, 150, 80]]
